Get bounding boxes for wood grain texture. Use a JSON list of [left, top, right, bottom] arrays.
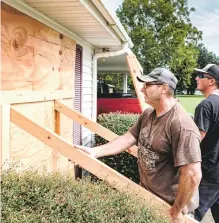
[[126, 55, 150, 111], [1, 4, 34, 90], [1, 90, 73, 104], [59, 47, 75, 90], [10, 102, 55, 171], [32, 37, 61, 90], [1, 3, 76, 91], [7, 100, 74, 172], [56, 99, 75, 172]]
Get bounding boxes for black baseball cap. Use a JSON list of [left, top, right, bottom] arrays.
[[137, 68, 178, 90], [194, 64, 219, 81]]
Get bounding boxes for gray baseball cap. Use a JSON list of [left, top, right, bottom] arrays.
[[194, 64, 219, 81], [137, 68, 178, 90]]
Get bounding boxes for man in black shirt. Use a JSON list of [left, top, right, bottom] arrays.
[[194, 64, 219, 222]]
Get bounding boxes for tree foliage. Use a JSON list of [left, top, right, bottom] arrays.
[[116, 0, 202, 87], [197, 43, 219, 68]]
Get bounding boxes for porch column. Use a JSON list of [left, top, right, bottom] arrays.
[[123, 73, 128, 93]]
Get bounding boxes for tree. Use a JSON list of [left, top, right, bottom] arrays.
[[197, 43, 219, 68], [116, 0, 202, 87]]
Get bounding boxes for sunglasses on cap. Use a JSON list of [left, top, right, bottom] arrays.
[[197, 73, 214, 79]]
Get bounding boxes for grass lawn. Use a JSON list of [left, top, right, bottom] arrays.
[[176, 95, 205, 114]]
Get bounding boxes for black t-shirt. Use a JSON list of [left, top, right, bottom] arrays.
[[194, 94, 219, 183]]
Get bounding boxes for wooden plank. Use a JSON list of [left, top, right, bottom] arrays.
[[10, 105, 198, 223], [0, 104, 10, 169], [54, 100, 138, 158], [126, 55, 150, 112], [56, 99, 74, 172], [0, 90, 73, 104], [53, 109, 60, 171]]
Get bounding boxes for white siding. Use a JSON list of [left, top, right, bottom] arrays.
[[81, 44, 94, 146]]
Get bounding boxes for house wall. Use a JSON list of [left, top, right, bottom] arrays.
[[81, 47, 94, 147], [1, 3, 94, 171]]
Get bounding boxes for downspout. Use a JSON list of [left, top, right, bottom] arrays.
[[92, 42, 130, 123]]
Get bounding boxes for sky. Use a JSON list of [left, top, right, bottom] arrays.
[[102, 0, 219, 56]]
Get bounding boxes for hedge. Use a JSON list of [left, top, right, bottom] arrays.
[[95, 112, 140, 183], [1, 168, 169, 223]]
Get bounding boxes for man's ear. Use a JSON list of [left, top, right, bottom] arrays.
[[209, 78, 216, 86], [162, 84, 169, 93]]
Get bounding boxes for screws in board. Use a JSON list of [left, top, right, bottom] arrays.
[[59, 33, 63, 39]]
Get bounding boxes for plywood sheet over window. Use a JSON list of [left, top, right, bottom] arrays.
[[10, 102, 55, 171], [9, 99, 74, 172], [1, 2, 76, 91]]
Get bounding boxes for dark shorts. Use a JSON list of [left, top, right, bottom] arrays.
[[194, 178, 219, 223]]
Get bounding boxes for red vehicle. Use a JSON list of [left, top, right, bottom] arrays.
[[97, 80, 141, 115]]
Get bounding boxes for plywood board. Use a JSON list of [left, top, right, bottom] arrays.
[[1, 4, 34, 90], [10, 101, 55, 171], [59, 47, 76, 90], [9, 100, 74, 172], [32, 37, 61, 90], [1, 3, 76, 91], [1, 90, 73, 104]]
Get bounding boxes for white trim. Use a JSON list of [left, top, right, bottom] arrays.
[[2, 0, 94, 49], [123, 73, 128, 93], [80, 0, 121, 46], [92, 0, 134, 48]]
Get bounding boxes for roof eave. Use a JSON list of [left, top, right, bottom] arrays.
[[90, 0, 134, 48]]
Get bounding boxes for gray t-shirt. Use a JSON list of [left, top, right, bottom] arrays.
[[129, 102, 201, 210]]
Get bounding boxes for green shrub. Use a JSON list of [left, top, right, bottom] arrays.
[[95, 112, 140, 183], [1, 168, 169, 223]]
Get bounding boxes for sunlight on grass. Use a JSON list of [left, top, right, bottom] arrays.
[[176, 96, 204, 114]]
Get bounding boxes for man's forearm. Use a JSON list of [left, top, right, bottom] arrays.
[[94, 132, 136, 158], [172, 163, 201, 214]]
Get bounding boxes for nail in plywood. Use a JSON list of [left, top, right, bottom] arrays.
[[0, 104, 10, 169], [54, 100, 138, 158]]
